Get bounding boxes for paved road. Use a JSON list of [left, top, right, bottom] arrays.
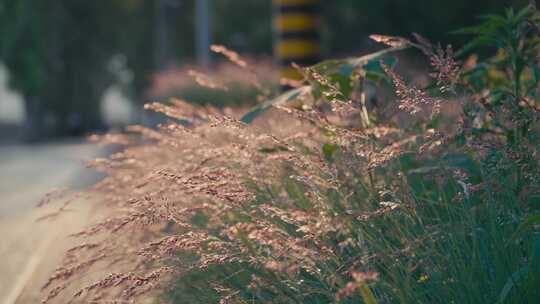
[[0, 140, 105, 303], [0, 141, 105, 216]]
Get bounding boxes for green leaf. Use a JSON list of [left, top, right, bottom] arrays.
[[241, 85, 311, 123], [364, 57, 398, 82], [358, 282, 379, 304], [479, 13, 508, 23], [311, 58, 343, 74], [442, 153, 479, 173], [346, 44, 408, 67], [258, 146, 289, 153], [457, 35, 496, 56], [529, 61, 540, 84], [241, 45, 408, 123], [512, 214, 540, 240], [531, 234, 540, 274], [407, 166, 440, 175], [498, 266, 529, 303], [514, 5, 534, 23], [322, 143, 339, 161], [310, 45, 407, 76]]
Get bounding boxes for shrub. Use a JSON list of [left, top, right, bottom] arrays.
[[43, 4, 540, 304]]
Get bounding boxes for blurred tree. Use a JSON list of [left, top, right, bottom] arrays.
[[1, 0, 46, 138], [212, 0, 273, 54], [0, 0, 529, 140], [0, 1, 129, 138], [155, 0, 184, 69], [3, 2, 94, 137], [322, 0, 530, 56]]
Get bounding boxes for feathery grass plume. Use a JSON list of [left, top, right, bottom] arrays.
[[43, 5, 540, 303], [148, 60, 277, 108], [369, 34, 411, 48], [210, 45, 248, 69], [335, 271, 379, 302], [188, 69, 229, 91], [88, 133, 131, 146], [412, 33, 461, 92], [210, 44, 268, 94], [380, 61, 441, 115]]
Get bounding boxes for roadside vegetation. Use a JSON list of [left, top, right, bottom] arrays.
[[42, 3, 540, 303]]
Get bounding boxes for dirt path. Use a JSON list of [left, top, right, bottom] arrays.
[[0, 141, 106, 303]]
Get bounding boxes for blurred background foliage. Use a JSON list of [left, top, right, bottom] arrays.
[[0, 0, 530, 139]]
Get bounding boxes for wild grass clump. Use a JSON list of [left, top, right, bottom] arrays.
[[43, 4, 540, 304], [148, 48, 277, 108]]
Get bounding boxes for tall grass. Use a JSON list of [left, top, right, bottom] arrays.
[[42, 4, 540, 304]]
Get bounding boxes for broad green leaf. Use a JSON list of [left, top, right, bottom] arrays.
[[241, 85, 311, 123], [346, 44, 408, 67]]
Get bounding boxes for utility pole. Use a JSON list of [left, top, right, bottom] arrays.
[[273, 0, 320, 87], [195, 0, 212, 68]]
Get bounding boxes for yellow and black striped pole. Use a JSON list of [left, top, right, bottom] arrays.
[[273, 0, 321, 88]]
